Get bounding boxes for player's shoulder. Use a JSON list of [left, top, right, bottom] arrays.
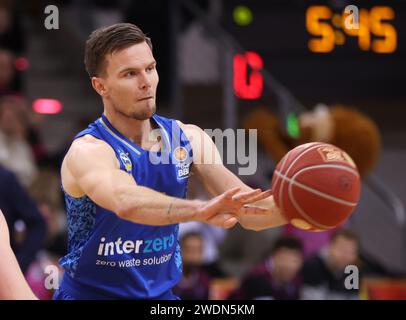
[[176, 120, 204, 137], [68, 134, 111, 153], [61, 135, 118, 197], [65, 134, 116, 166], [73, 133, 106, 146]]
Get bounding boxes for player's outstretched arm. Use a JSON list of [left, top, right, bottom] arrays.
[[0, 210, 37, 300], [178, 122, 287, 231], [62, 135, 266, 228]]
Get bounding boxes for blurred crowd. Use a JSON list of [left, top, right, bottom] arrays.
[[0, 0, 66, 300], [174, 221, 386, 300]]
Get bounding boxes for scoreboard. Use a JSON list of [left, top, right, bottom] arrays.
[[220, 0, 406, 102]]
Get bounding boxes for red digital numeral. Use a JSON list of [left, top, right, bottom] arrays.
[[233, 51, 263, 99]]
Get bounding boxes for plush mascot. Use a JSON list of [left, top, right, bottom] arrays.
[[243, 103, 381, 177]]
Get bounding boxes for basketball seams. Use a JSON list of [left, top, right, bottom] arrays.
[[287, 178, 333, 230], [274, 170, 358, 206], [271, 152, 289, 190], [294, 163, 360, 179], [282, 142, 326, 177], [277, 143, 325, 217], [291, 164, 359, 209]]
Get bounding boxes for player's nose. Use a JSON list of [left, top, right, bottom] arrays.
[[138, 72, 152, 90]]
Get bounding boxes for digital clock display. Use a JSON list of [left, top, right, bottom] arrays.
[[306, 5, 397, 54]]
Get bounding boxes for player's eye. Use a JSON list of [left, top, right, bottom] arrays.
[[146, 65, 155, 72], [125, 71, 136, 77]]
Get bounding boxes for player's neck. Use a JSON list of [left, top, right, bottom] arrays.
[[103, 108, 154, 146]]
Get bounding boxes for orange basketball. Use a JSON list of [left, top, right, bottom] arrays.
[[271, 142, 361, 231]]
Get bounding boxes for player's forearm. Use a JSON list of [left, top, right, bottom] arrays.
[[238, 196, 287, 231], [115, 185, 203, 225]]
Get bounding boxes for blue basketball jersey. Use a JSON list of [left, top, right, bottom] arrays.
[[55, 114, 193, 299]]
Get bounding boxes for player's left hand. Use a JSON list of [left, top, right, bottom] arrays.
[[231, 188, 273, 216], [195, 188, 272, 228]]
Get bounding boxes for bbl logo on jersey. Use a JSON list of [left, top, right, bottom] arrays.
[[174, 146, 188, 162], [173, 146, 190, 179], [119, 150, 132, 173]]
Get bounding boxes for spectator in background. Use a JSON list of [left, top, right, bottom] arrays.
[[0, 0, 26, 94], [0, 95, 38, 186], [229, 236, 303, 300], [173, 232, 211, 300], [0, 165, 46, 273], [301, 229, 361, 300], [284, 224, 336, 258], [25, 111, 49, 165], [179, 222, 226, 277], [25, 199, 66, 300], [0, 1, 26, 54], [0, 48, 17, 96], [25, 168, 67, 299], [29, 168, 67, 257]]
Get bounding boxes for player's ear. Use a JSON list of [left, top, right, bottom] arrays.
[[91, 77, 108, 97]]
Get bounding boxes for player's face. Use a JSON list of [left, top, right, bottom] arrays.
[[102, 41, 159, 121]]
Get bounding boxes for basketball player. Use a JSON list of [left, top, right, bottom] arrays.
[[0, 210, 37, 299], [54, 23, 287, 300]]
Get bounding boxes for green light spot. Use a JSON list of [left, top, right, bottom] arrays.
[[233, 6, 253, 26], [287, 112, 300, 138]]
